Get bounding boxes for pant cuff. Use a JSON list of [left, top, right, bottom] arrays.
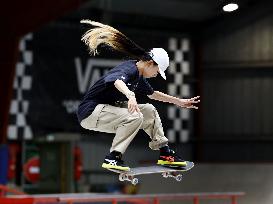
[[149, 137, 168, 150]]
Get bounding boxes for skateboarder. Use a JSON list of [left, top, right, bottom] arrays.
[[77, 20, 200, 171]]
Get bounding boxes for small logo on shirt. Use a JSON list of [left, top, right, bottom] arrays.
[[121, 76, 126, 80], [127, 83, 131, 85]]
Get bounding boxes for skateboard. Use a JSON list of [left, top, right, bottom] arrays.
[[107, 161, 194, 185]]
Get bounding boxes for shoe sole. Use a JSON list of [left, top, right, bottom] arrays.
[[102, 163, 130, 171], [157, 160, 187, 166]]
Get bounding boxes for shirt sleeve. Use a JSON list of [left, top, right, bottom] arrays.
[[135, 77, 154, 96]]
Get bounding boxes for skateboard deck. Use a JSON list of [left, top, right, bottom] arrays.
[[107, 161, 194, 185]]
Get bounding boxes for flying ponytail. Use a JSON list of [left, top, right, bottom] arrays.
[[80, 20, 152, 61]]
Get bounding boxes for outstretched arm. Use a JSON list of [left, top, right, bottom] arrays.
[[148, 91, 200, 109]]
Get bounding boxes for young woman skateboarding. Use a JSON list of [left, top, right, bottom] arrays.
[[77, 20, 200, 171]]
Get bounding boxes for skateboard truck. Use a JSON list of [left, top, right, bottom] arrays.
[[162, 172, 183, 181], [119, 173, 139, 185]]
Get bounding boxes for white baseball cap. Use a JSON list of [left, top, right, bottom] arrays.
[[149, 48, 169, 80]]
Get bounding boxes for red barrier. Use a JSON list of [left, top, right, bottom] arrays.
[[59, 193, 245, 204], [4, 192, 246, 204], [0, 198, 33, 204]]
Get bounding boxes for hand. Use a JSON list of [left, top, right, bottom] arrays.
[[128, 96, 140, 113], [176, 96, 200, 109]]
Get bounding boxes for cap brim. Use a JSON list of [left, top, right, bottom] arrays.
[[158, 67, 166, 80]]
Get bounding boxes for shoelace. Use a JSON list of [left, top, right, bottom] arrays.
[[170, 150, 183, 160]]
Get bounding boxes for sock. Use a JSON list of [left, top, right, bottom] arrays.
[[160, 145, 170, 153]]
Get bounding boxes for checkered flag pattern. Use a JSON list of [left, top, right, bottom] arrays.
[[167, 37, 191, 143], [8, 34, 33, 140]]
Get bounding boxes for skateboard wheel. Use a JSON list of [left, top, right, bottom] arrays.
[[119, 174, 125, 181], [131, 178, 138, 185], [175, 174, 183, 182], [162, 172, 169, 178]]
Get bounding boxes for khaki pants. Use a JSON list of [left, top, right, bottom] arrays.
[[80, 103, 168, 154]]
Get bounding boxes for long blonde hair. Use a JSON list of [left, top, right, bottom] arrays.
[[80, 20, 152, 60]]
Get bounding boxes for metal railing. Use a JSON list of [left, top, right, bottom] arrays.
[[7, 192, 245, 204], [57, 192, 245, 204]]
